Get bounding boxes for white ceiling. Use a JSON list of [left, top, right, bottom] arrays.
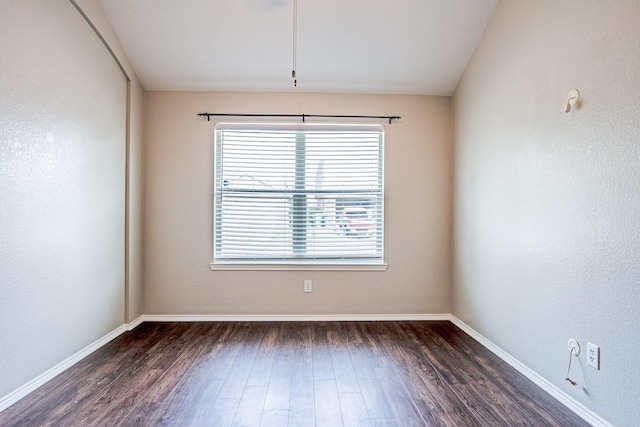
[[98, 0, 498, 95]]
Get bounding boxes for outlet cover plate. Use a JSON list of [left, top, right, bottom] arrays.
[[304, 280, 312, 293], [587, 342, 600, 370]]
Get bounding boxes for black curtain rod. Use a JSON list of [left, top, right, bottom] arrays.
[[197, 113, 401, 124]]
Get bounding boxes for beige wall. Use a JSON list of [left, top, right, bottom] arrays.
[[126, 78, 146, 321], [453, 1, 640, 425], [144, 92, 451, 315]]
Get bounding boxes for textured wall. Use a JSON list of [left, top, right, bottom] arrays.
[[0, 1, 126, 399], [452, 1, 640, 425], [144, 92, 452, 315]]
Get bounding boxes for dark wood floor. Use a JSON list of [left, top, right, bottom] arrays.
[[0, 321, 589, 427]]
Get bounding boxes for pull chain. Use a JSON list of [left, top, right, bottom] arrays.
[[292, 0, 297, 87]]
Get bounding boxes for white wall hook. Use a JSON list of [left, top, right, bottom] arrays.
[[565, 89, 580, 113]]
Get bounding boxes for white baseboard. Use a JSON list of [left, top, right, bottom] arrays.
[[0, 323, 127, 413], [125, 315, 144, 331], [142, 313, 450, 322], [449, 315, 611, 427]]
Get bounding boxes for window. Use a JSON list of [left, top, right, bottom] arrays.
[[212, 123, 385, 270]]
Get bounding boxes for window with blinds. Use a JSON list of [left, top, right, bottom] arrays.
[[213, 123, 384, 267]]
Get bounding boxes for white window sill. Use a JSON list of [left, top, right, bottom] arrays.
[[209, 262, 388, 271]]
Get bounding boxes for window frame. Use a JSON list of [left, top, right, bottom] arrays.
[[210, 122, 387, 271]]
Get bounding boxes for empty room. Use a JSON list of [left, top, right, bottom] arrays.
[[1, 0, 638, 426]]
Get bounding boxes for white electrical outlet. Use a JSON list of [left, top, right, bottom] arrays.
[[304, 280, 312, 293], [587, 342, 600, 370]]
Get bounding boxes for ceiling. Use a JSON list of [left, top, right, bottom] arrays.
[[98, 0, 498, 96]]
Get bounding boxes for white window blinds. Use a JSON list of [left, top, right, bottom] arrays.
[[214, 123, 384, 265]]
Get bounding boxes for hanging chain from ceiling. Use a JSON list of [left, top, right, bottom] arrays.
[[292, 0, 297, 87]]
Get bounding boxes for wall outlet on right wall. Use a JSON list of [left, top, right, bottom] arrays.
[[587, 342, 600, 370]]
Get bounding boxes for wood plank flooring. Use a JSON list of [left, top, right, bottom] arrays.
[[0, 321, 589, 426]]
